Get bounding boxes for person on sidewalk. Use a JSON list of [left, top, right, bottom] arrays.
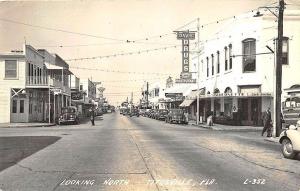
[[207, 111, 214, 126], [89, 107, 95, 126], [262, 108, 272, 136]]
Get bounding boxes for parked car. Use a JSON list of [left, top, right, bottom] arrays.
[[147, 109, 154, 118], [130, 108, 140, 117], [279, 120, 300, 159], [139, 109, 146, 116], [58, 106, 80, 125], [144, 109, 151, 117], [155, 109, 169, 120], [95, 108, 103, 116], [165, 109, 187, 124], [151, 109, 158, 119]]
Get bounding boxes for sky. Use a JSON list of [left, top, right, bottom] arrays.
[[0, 0, 292, 105]]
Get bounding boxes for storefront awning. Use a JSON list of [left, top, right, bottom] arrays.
[[185, 88, 205, 100], [45, 63, 73, 75], [45, 63, 63, 70], [179, 99, 195, 107]]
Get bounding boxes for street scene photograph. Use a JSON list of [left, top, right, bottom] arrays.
[[0, 0, 300, 190]]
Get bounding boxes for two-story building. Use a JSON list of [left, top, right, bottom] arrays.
[[38, 49, 72, 122], [0, 44, 72, 123], [186, 9, 300, 126]]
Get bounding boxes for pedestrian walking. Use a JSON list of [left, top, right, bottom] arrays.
[[89, 107, 95, 126], [261, 108, 272, 136]]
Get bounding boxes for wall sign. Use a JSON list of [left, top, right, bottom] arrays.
[[174, 30, 196, 80]]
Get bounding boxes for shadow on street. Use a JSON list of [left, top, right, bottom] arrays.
[[0, 136, 61, 172]]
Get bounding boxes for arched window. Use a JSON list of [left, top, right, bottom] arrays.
[[214, 88, 220, 94], [224, 87, 232, 94], [242, 38, 256, 72]]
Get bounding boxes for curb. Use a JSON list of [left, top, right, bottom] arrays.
[[191, 123, 262, 132], [264, 137, 280, 143], [1, 123, 56, 128]]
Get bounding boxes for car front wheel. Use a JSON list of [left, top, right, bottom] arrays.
[[281, 138, 297, 159]]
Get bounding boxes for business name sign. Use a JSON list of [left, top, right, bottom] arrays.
[[176, 32, 195, 40], [175, 30, 196, 80], [165, 93, 183, 98], [175, 78, 196, 83]]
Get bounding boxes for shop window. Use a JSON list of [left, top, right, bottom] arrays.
[[214, 99, 221, 117], [229, 44, 232, 69], [217, 51, 220, 74], [20, 100, 24, 113], [206, 57, 209, 77], [224, 99, 233, 118], [242, 38, 256, 72], [12, 100, 17, 113], [5, 60, 17, 78], [224, 47, 228, 71]]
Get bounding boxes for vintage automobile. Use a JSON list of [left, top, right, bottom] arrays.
[[279, 120, 300, 159], [155, 109, 169, 120], [130, 108, 140, 117], [58, 106, 80, 125], [165, 109, 188, 124], [151, 109, 159, 119], [146, 109, 154, 118]]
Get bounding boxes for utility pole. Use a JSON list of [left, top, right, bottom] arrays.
[[274, 0, 284, 137], [196, 18, 200, 125], [146, 82, 149, 108]]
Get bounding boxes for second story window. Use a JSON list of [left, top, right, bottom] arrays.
[[211, 54, 214, 76], [242, 38, 256, 72], [155, 88, 159, 97], [217, 51, 220, 74], [224, 46, 228, 71], [206, 57, 209, 77], [229, 44, 232, 69], [5, 60, 17, 79]]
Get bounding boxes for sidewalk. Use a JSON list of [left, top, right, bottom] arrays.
[[0, 122, 56, 128], [189, 120, 263, 131]]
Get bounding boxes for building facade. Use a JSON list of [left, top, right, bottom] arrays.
[[189, 9, 300, 125], [0, 44, 72, 123]]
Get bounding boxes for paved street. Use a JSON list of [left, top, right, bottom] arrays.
[[0, 113, 299, 191]]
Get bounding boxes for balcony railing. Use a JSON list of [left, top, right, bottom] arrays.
[[26, 76, 71, 94], [26, 76, 48, 86]]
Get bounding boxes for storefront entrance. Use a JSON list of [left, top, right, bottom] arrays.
[[239, 98, 261, 126]]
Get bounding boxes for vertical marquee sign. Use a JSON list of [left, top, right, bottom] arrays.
[[174, 30, 197, 83]]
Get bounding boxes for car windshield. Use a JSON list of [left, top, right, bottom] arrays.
[[62, 108, 76, 113]]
